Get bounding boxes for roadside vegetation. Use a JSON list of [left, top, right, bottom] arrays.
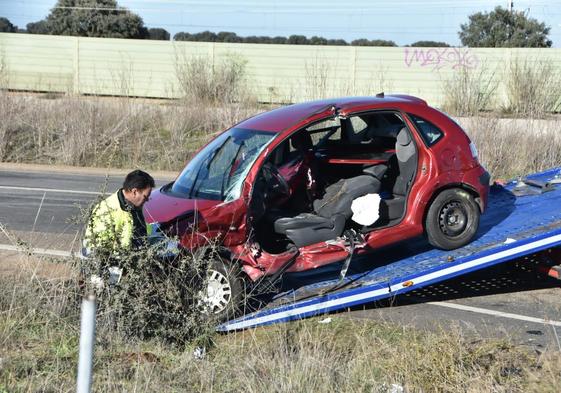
[[502, 58, 561, 117], [0, 90, 260, 171], [1, 251, 560, 392], [1, 89, 561, 180], [443, 57, 561, 119], [461, 116, 561, 180], [441, 64, 498, 116], [441, 56, 561, 179]]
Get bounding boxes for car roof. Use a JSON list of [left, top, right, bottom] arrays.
[[238, 95, 427, 133]]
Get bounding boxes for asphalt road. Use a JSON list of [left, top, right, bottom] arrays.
[[0, 168, 172, 235], [1, 166, 560, 350]]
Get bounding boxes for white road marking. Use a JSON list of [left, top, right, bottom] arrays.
[[429, 301, 561, 327], [0, 185, 102, 195], [32, 192, 46, 232], [0, 243, 73, 258]]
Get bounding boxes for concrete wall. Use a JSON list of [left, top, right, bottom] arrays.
[[1, 32, 561, 107]]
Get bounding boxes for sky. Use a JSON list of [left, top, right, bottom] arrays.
[[1, 0, 561, 47]]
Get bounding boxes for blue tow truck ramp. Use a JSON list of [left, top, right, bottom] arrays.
[[219, 167, 561, 332]]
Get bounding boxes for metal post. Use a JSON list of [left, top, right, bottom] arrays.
[[76, 294, 96, 393]]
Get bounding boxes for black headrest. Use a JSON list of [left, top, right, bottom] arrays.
[[292, 132, 313, 152]]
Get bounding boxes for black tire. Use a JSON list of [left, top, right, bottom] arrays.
[[199, 258, 246, 321], [425, 188, 480, 250]]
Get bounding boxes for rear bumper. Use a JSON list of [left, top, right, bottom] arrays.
[[479, 170, 491, 190], [463, 165, 490, 212]]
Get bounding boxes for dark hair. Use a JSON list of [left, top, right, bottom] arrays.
[[123, 169, 155, 191]]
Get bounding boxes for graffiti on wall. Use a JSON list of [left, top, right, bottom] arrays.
[[404, 47, 478, 71]]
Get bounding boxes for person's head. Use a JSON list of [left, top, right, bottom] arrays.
[[122, 169, 155, 208]]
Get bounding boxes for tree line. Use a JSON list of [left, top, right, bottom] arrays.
[[0, 1, 553, 48], [173, 31, 408, 46]]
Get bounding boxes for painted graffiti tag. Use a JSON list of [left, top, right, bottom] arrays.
[[404, 47, 478, 71]]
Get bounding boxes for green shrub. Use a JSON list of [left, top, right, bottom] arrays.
[[80, 243, 216, 345]]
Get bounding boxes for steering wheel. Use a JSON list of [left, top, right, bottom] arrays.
[[261, 162, 290, 200]]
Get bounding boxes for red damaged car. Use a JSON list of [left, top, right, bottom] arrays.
[[144, 94, 490, 316]]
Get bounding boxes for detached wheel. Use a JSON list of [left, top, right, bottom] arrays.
[[425, 188, 480, 250], [199, 258, 245, 321]]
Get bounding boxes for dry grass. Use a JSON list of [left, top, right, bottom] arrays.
[[441, 64, 498, 116], [2, 48, 561, 180], [3, 91, 561, 181], [0, 91, 263, 171], [1, 258, 560, 392], [2, 229, 560, 392], [0, 48, 261, 170], [174, 52, 252, 105], [458, 115, 561, 180], [503, 58, 561, 118], [443, 58, 561, 119]]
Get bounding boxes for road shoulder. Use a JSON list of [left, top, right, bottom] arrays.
[[0, 162, 177, 180]]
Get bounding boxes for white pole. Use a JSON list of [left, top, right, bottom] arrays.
[[76, 294, 96, 393]]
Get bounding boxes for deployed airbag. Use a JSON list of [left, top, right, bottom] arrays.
[[351, 193, 381, 226]]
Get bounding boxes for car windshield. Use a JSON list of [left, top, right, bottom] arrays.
[[170, 128, 275, 201]]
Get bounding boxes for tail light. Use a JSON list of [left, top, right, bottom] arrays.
[[469, 141, 479, 162]]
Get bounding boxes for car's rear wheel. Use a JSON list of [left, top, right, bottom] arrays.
[[199, 258, 246, 321], [425, 188, 480, 250]]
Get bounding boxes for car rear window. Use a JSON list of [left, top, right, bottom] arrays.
[[408, 114, 443, 146], [306, 118, 341, 147]]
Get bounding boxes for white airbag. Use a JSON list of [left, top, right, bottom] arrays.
[[351, 193, 381, 226]]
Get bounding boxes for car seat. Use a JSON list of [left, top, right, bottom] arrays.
[[274, 168, 386, 248], [379, 127, 417, 221]]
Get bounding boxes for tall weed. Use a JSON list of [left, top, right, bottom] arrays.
[[175, 52, 252, 105], [459, 115, 561, 179], [2, 267, 559, 393], [442, 65, 498, 116], [0, 93, 263, 170], [503, 57, 561, 118]]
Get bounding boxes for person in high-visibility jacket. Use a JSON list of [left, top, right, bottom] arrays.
[[84, 170, 155, 255]]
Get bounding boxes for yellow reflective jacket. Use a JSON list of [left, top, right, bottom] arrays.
[[84, 191, 136, 253]]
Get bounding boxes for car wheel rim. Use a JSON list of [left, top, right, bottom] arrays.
[[199, 269, 232, 314], [438, 201, 468, 237]]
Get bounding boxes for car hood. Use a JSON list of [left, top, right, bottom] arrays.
[[143, 187, 221, 224]]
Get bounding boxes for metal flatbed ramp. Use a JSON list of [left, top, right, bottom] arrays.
[[219, 167, 561, 331]]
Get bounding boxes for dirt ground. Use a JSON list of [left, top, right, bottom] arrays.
[[0, 230, 78, 279], [0, 250, 76, 280], [0, 229, 81, 252]]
